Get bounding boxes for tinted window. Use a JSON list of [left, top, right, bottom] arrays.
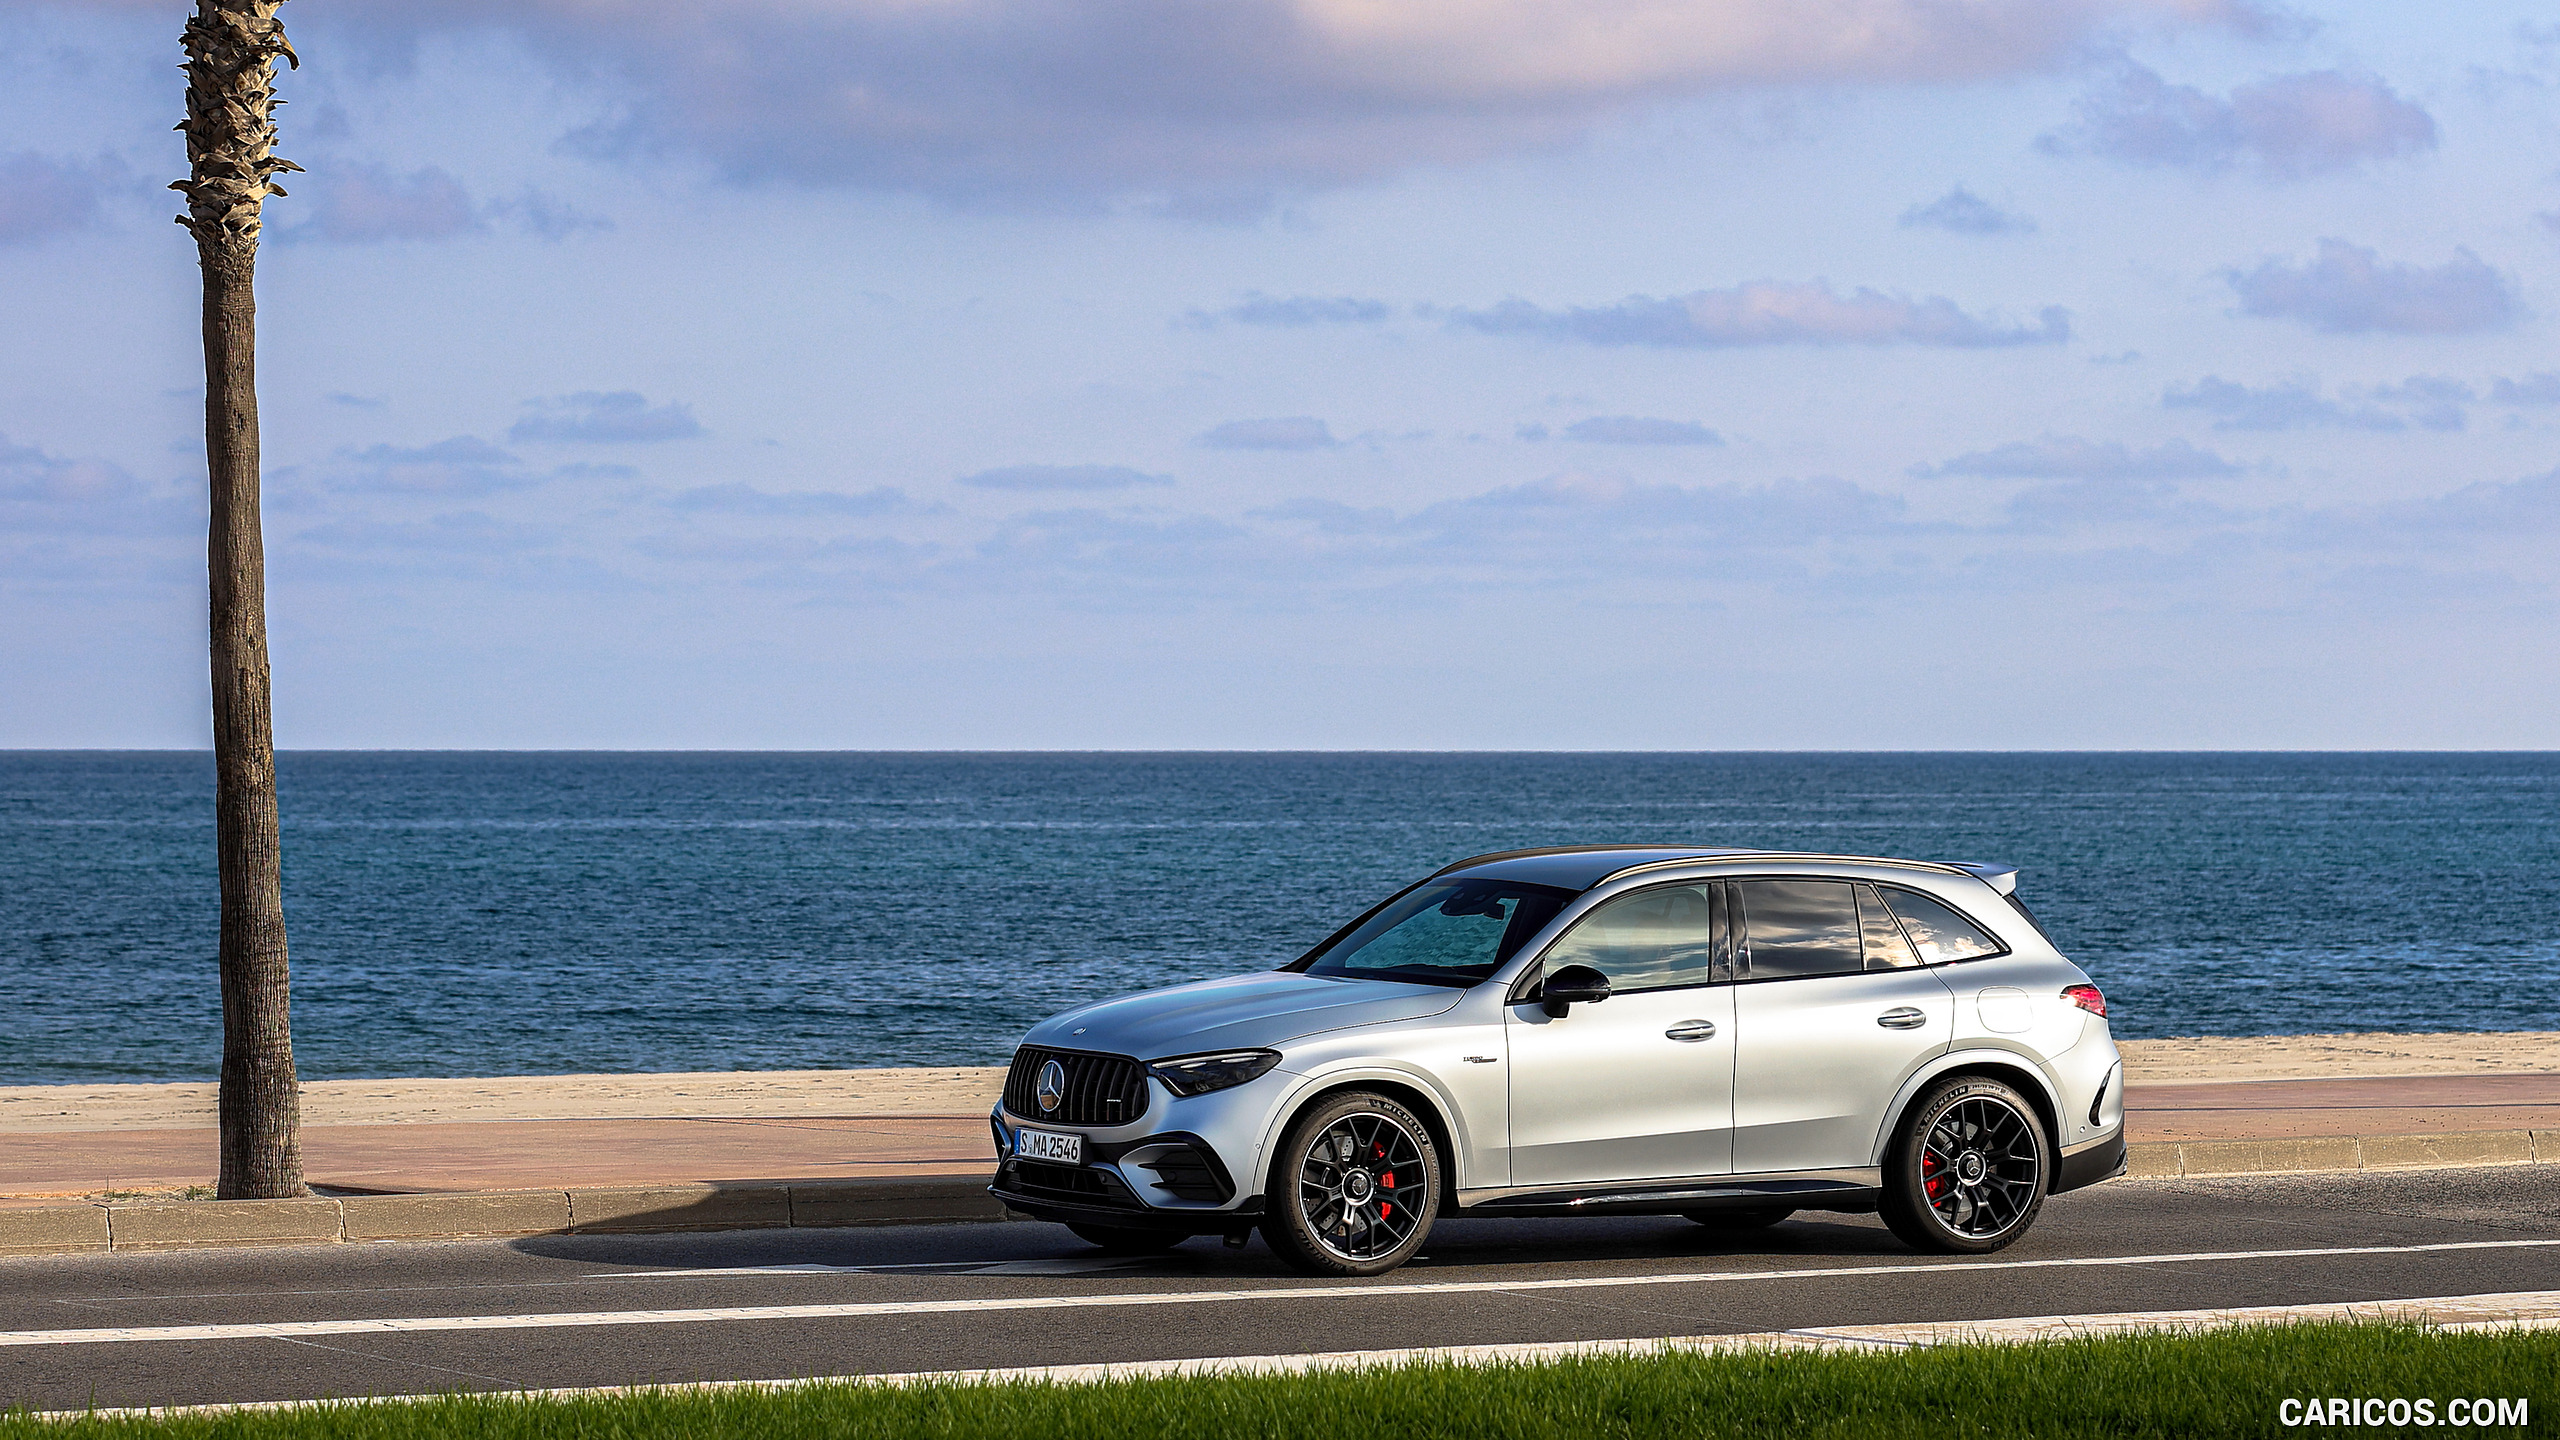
[[1736, 879, 1861, 979], [1300, 878, 1573, 987], [1856, 884, 1921, 969], [1539, 884, 1723, 993], [1878, 887, 2005, 964]]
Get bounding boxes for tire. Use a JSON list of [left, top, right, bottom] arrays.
[[1881, 1075, 2051, 1254], [1263, 1090, 1442, 1277], [1682, 1206, 1795, 1231], [1065, 1223, 1187, 1255]]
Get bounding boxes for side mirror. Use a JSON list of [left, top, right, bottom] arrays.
[[1540, 963, 1612, 1017]]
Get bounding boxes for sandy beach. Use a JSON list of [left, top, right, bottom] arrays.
[[1, 1031, 2553, 1134]]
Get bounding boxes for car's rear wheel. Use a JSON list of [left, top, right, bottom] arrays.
[[1881, 1076, 2049, 1253], [1065, 1223, 1187, 1255], [1683, 1206, 1794, 1231], [1264, 1090, 1440, 1277]]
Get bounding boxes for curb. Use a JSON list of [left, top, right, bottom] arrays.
[[0, 1175, 1007, 1258], [2122, 1128, 2551, 1180], [1, 1130, 2550, 1259]]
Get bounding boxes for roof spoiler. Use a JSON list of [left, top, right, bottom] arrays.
[[1950, 862, 2018, 895]]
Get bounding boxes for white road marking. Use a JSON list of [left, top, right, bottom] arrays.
[[5, 1237, 2556, 1349], [34, 1290, 2560, 1421]]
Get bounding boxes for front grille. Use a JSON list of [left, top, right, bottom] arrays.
[[1004, 1046, 1149, 1125]]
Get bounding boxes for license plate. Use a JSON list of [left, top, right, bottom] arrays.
[[1015, 1128, 1083, 1164]]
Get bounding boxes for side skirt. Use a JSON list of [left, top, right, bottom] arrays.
[[1452, 1170, 1883, 1218]]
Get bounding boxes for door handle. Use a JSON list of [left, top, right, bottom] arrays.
[[1876, 1007, 1927, 1030], [1665, 1020, 1717, 1042]]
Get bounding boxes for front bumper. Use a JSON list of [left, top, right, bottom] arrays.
[[989, 1107, 1261, 1232]]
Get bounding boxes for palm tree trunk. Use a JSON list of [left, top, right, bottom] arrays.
[[177, 0, 305, 1200]]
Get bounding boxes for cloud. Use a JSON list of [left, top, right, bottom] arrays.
[[292, 164, 483, 244], [1, 434, 144, 504], [2490, 373, 2560, 405], [1918, 435, 2238, 480], [2158, 375, 2477, 432], [2286, 468, 2560, 550], [324, 436, 551, 494], [483, 188, 613, 240], [294, 511, 563, 552], [1562, 416, 1724, 445], [284, 164, 609, 244], [957, 463, 1172, 491], [2161, 377, 2402, 432], [1446, 282, 2069, 348], [510, 392, 703, 443], [0, 152, 119, 245], [667, 483, 917, 516], [2360, 376, 2472, 431], [345, 437, 516, 466], [1196, 417, 1340, 450], [1259, 472, 1911, 558], [1, 434, 199, 536], [2226, 240, 2518, 335], [2378, 468, 2560, 534], [2038, 65, 2436, 179], [1998, 478, 2226, 533], [1897, 186, 2035, 235], [188, 0, 2263, 210], [1185, 293, 1392, 327]]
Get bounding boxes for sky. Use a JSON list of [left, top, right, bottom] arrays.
[[3, 0, 2557, 750]]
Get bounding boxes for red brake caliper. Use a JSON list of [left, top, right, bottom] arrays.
[[1923, 1150, 1946, 1199]]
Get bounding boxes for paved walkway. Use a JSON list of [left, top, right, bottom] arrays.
[[6, 1074, 2554, 1204]]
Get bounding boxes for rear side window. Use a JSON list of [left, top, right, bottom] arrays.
[[1539, 884, 1723, 993], [1855, 885, 1921, 969], [1735, 879, 1862, 980], [1877, 887, 2005, 964]]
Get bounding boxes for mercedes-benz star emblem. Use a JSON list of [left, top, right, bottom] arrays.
[[1036, 1058, 1066, 1113]]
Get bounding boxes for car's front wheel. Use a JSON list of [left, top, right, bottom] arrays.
[[1264, 1090, 1441, 1277], [1881, 1075, 2050, 1253]]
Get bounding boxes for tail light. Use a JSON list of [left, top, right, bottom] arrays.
[[2063, 984, 2106, 1018]]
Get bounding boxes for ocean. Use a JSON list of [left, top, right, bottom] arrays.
[[2, 751, 2553, 1085]]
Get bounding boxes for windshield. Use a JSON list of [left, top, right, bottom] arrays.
[[1295, 878, 1575, 987]]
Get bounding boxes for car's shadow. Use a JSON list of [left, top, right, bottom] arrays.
[[508, 1211, 1913, 1277]]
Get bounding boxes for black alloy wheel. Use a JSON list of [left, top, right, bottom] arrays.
[[1265, 1090, 1441, 1277], [1065, 1223, 1188, 1255], [1683, 1206, 1795, 1231], [1881, 1075, 2049, 1254]]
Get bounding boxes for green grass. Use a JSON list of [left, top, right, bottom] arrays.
[[8, 1323, 2552, 1439]]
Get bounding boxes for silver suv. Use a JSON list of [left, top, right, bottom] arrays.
[[989, 846, 2125, 1276]]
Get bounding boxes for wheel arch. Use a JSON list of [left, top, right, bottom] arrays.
[[1258, 1074, 1463, 1210], [1874, 1052, 2065, 1167]]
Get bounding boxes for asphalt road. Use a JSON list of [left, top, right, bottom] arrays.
[[5, 1165, 2558, 1412]]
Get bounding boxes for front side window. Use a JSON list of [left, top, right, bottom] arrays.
[[1736, 879, 1862, 980], [1877, 887, 2005, 964], [1536, 883, 1723, 993], [1299, 878, 1574, 987]]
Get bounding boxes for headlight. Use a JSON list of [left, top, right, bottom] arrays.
[[1147, 1049, 1281, 1097]]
